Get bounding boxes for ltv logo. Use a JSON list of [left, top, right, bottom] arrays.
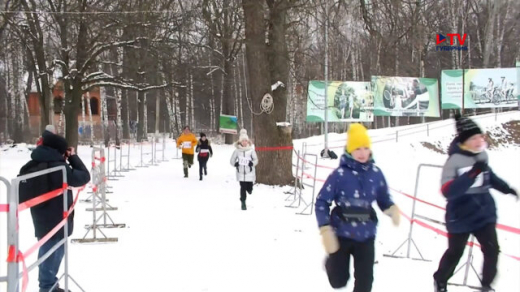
[[436, 33, 467, 45], [436, 33, 468, 51]]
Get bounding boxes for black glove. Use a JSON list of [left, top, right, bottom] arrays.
[[469, 161, 487, 177], [506, 188, 517, 197], [248, 161, 253, 167], [234, 162, 239, 167]]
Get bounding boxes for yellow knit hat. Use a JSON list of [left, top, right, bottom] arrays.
[[346, 123, 371, 153]]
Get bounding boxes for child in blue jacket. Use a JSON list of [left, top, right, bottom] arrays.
[[315, 123, 400, 291]]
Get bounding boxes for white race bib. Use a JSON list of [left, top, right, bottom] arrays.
[[458, 166, 484, 188], [182, 142, 192, 149], [200, 149, 210, 153], [239, 157, 250, 166]]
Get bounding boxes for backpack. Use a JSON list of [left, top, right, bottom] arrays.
[[18, 161, 50, 204]]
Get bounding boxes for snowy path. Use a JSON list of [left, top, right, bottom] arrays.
[[1, 117, 519, 291]]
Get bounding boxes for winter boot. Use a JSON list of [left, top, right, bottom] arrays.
[[200, 175, 203, 181], [434, 280, 447, 292], [480, 285, 495, 292], [241, 201, 247, 210], [204, 166, 207, 175], [183, 168, 188, 178]]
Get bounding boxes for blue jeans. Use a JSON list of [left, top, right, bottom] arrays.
[[38, 238, 65, 290]]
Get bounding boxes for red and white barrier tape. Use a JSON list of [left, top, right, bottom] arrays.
[[6, 185, 85, 292]]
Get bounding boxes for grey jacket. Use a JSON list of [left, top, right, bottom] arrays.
[[230, 142, 259, 182]]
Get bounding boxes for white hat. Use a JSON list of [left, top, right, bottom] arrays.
[[238, 129, 249, 143], [45, 125, 56, 134]]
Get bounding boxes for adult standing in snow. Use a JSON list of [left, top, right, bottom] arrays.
[[230, 129, 258, 210], [315, 123, 400, 291], [176, 126, 198, 178], [433, 114, 518, 292], [195, 132, 213, 181], [18, 131, 91, 292]]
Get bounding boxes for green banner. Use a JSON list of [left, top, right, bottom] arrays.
[[441, 68, 518, 109], [219, 115, 237, 134], [371, 76, 440, 117], [306, 81, 374, 122]]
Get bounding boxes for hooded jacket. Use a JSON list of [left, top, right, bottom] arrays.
[[230, 142, 258, 182], [315, 154, 394, 242], [440, 137, 511, 234], [18, 146, 90, 240]]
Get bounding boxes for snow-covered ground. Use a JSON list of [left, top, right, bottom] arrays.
[[1, 111, 519, 292]]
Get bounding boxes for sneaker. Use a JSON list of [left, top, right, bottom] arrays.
[[434, 280, 447, 292]]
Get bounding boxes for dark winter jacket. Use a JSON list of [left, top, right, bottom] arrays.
[[18, 146, 90, 240], [195, 140, 213, 161], [315, 154, 395, 242], [440, 137, 511, 234]]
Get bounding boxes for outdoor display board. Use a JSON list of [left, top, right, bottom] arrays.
[[441, 68, 518, 109], [306, 80, 374, 122], [371, 76, 440, 117], [219, 114, 238, 134]]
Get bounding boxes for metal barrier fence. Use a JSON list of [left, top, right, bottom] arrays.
[[73, 147, 125, 244], [385, 163, 444, 262], [1, 166, 85, 292]]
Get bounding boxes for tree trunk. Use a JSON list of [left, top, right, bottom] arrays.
[[242, 0, 292, 185], [137, 91, 145, 141], [483, 1, 497, 67], [87, 92, 95, 144], [222, 50, 235, 144], [64, 78, 83, 149]]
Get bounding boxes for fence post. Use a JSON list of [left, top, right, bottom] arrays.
[[384, 163, 443, 261], [285, 150, 301, 206], [61, 164, 70, 292], [0, 177, 17, 292]]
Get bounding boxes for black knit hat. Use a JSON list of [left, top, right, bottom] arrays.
[[200, 132, 206, 138], [455, 114, 482, 144], [42, 132, 68, 155]]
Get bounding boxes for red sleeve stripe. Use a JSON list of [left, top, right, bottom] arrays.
[[441, 180, 453, 196]]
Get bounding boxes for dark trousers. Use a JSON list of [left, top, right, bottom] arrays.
[[182, 154, 194, 176], [198, 158, 208, 178], [325, 237, 375, 291], [434, 223, 500, 287], [240, 182, 253, 202], [38, 238, 65, 290]]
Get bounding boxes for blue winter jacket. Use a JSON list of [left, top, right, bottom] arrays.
[[440, 138, 512, 234], [315, 154, 395, 242]]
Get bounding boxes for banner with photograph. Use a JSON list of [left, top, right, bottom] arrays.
[[371, 76, 440, 117], [306, 81, 374, 122], [219, 114, 238, 134], [441, 68, 518, 109]]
